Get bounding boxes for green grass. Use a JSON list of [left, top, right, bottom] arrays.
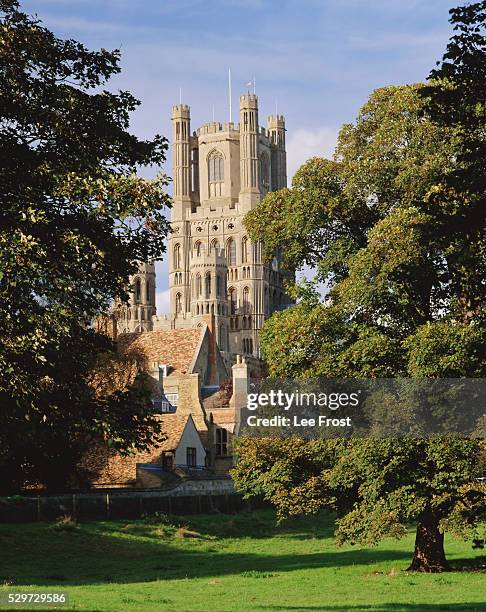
[[0, 510, 484, 611]]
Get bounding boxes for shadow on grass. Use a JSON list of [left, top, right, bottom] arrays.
[[181, 509, 337, 540], [0, 517, 411, 587]]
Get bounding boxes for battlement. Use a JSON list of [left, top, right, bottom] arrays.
[[172, 104, 191, 117], [239, 93, 258, 108], [267, 115, 286, 128], [196, 121, 240, 136]]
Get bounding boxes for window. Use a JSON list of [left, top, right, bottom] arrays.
[[173, 244, 181, 269], [135, 278, 141, 302], [208, 151, 224, 197], [242, 236, 249, 263], [260, 152, 270, 191], [243, 338, 253, 355], [211, 239, 220, 254], [226, 238, 236, 266], [243, 286, 250, 313], [191, 148, 199, 192], [216, 428, 228, 456], [146, 280, 151, 302], [194, 241, 203, 256], [175, 292, 182, 314], [195, 273, 202, 297], [208, 151, 224, 182], [186, 447, 197, 467], [228, 287, 237, 315], [205, 272, 211, 298]]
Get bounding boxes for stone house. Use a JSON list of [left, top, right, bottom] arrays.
[[85, 315, 249, 487]]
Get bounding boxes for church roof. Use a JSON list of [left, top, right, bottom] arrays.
[[117, 328, 204, 375]]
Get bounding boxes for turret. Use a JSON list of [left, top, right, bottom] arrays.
[[172, 104, 191, 202], [116, 261, 156, 333], [239, 94, 260, 209], [267, 115, 287, 190]]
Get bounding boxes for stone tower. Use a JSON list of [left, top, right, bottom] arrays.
[[116, 261, 156, 333], [153, 92, 293, 368]]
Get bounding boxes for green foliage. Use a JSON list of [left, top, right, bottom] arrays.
[[0, 2, 170, 491], [238, 3, 486, 571]]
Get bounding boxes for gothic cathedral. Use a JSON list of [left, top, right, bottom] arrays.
[[117, 93, 293, 368]]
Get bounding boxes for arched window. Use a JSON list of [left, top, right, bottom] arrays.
[[146, 280, 151, 302], [195, 273, 202, 297], [135, 278, 141, 302], [220, 323, 226, 351], [191, 148, 199, 193], [173, 243, 181, 269], [229, 287, 237, 315], [175, 292, 182, 314], [243, 286, 250, 313], [208, 151, 224, 182], [226, 238, 236, 266], [208, 151, 224, 197], [194, 241, 203, 257], [242, 236, 249, 263], [205, 272, 211, 298], [217, 274, 222, 297], [260, 152, 270, 191], [211, 239, 220, 254]]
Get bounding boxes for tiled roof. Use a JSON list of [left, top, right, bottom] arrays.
[[117, 328, 203, 374], [210, 408, 238, 433], [158, 414, 192, 451]]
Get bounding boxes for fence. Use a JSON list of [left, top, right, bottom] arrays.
[[0, 489, 259, 523]]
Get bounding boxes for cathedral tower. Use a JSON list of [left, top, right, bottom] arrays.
[[153, 92, 293, 368]]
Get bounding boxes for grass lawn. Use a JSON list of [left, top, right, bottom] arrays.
[[0, 510, 484, 612]]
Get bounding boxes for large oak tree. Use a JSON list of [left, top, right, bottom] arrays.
[[233, 3, 486, 572]]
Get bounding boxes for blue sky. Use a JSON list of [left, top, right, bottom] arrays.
[[22, 0, 457, 309]]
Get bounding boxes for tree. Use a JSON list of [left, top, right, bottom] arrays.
[[0, 1, 171, 491], [235, 8, 486, 572]]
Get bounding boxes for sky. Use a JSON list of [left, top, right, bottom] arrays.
[[22, 0, 457, 311]]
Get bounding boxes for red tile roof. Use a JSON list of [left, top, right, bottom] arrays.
[[117, 328, 203, 374]]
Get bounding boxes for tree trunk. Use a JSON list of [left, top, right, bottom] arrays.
[[407, 511, 449, 572]]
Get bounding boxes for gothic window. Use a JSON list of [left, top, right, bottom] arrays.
[[175, 292, 182, 315], [220, 323, 226, 350], [243, 286, 250, 313], [205, 272, 211, 298], [208, 151, 224, 197], [191, 148, 199, 193], [228, 287, 237, 315], [146, 281, 151, 302], [242, 236, 249, 263], [195, 273, 202, 297], [135, 278, 141, 302], [226, 238, 236, 266], [208, 151, 224, 181], [216, 275, 222, 297], [173, 243, 181, 269], [211, 239, 220, 254], [194, 241, 203, 257], [260, 153, 270, 191]]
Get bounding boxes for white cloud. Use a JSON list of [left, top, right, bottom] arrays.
[[286, 127, 338, 183]]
